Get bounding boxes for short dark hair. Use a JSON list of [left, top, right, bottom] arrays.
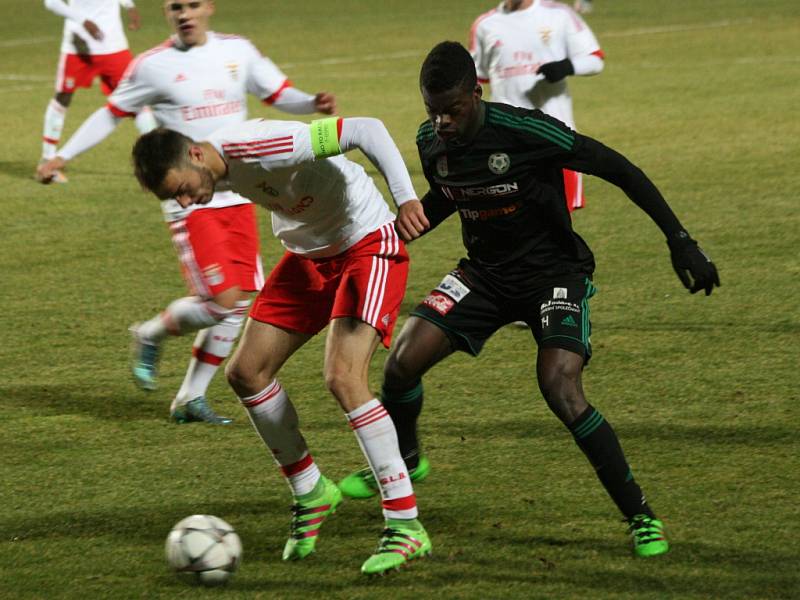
[[132, 128, 193, 193], [420, 41, 477, 95]]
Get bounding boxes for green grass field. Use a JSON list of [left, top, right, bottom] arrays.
[[2, 0, 799, 598]]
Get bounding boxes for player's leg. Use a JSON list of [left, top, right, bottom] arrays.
[[339, 264, 499, 499], [532, 278, 668, 557], [39, 53, 79, 181], [224, 318, 341, 561], [323, 226, 430, 573], [130, 206, 256, 424], [169, 205, 262, 422], [226, 248, 340, 561]]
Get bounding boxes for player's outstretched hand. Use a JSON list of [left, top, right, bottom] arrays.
[[314, 93, 337, 115], [536, 58, 574, 83], [667, 231, 720, 296], [395, 200, 430, 242], [35, 157, 67, 184]]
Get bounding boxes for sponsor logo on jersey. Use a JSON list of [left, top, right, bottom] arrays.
[[458, 201, 523, 221], [488, 153, 510, 174], [540, 299, 581, 315], [435, 274, 470, 302], [226, 62, 239, 81], [422, 291, 455, 315], [263, 195, 315, 216], [181, 100, 244, 121], [436, 155, 448, 177], [561, 315, 578, 327], [440, 181, 519, 201]]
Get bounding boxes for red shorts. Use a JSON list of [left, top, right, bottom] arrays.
[[250, 223, 408, 348], [55, 49, 133, 95], [563, 169, 585, 212], [169, 204, 263, 298]]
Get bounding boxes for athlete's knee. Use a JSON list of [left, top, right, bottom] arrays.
[[323, 363, 364, 402], [225, 352, 262, 395], [383, 340, 425, 388], [211, 286, 247, 310], [538, 352, 586, 422]]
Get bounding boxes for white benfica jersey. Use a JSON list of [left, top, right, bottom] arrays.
[[109, 32, 289, 221], [46, 0, 132, 55], [470, 0, 601, 127], [208, 119, 395, 258]]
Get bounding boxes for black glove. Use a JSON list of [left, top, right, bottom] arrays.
[[536, 58, 575, 83], [667, 231, 720, 296]]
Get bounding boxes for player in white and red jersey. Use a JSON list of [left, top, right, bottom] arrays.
[[470, 0, 604, 211], [39, 0, 155, 181], [37, 0, 337, 425], [132, 117, 432, 575]]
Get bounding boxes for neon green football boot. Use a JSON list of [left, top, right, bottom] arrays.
[[282, 476, 343, 561], [338, 455, 431, 499], [628, 514, 669, 557], [361, 519, 432, 575]]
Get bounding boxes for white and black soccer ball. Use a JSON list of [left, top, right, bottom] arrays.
[[165, 514, 242, 586]]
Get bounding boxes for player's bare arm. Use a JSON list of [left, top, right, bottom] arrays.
[[126, 7, 141, 31]]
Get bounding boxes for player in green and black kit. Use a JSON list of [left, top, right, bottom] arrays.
[[339, 41, 720, 558]]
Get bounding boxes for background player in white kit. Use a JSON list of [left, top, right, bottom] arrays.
[[39, 0, 156, 182], [470, 0, 604, 211], [131, 116, 432, 575], [37, 0, 337, 424]]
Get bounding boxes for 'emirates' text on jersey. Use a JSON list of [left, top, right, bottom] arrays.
[[417, 101, 595, 296]]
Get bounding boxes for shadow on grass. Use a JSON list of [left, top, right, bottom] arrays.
[[1, 383, 169, 421], [432, 417, 793, 445], [0, 160, 37, 181]]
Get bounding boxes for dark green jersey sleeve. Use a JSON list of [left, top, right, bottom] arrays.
[[485, 104, 578, 160]]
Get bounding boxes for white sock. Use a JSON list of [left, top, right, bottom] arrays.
[[347, 398, 417, 520], [134, 106, 158, 134], [42, 99, 66, 159], [240, 380, 320, 497], [173, 301, 248, 409], [137, 297, 233, 342]]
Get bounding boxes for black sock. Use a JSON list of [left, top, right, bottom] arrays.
[[568, 405, 655, 520], [381, 380, 423, 471]]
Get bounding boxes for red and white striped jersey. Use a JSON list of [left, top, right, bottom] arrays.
[[46, 0, 132, 55], [208, 119, 395, 258], [109, 32, 289, 220], [470, 0, 602, 127]]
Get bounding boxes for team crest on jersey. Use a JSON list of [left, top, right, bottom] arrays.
[[488, 153, 510, 175], [436, 155, 448, 177], [226, 62, 239, 81], [540, 27, 553, 44]]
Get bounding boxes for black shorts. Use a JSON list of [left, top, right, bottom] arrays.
[[410, 265, 596, 360]]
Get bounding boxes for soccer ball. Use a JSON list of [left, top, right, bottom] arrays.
[[165, 514, 242, 586]]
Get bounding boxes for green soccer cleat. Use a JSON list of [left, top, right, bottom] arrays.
[[170, 397, 233, 425], [628, 514, 669, 557], [338, 455, 431, 499], [282, 476, 343, 561], [129, 324, 160, 391], [361, 519, 432, 575]]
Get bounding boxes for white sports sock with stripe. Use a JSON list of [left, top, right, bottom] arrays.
[[136, 297, 234, 342], [42, 99, 66, 159], [347, 398, 417, 520], [172, 301, 249, 410], [239, 380, 320, 497]]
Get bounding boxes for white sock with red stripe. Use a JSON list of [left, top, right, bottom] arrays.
[[172, 302, 248, 410], [239, 380, 320, 497], [137, 297, 241, 342], [42, 99, 66, 159], [347, 398, 418, 520]]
